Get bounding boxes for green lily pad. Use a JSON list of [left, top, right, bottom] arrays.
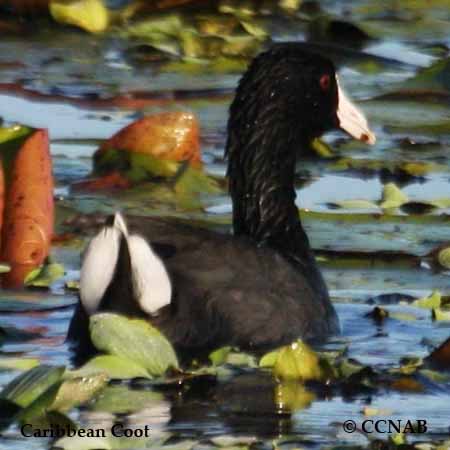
[[89, 313, 179, 376]]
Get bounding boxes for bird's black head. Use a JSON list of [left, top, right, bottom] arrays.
[[231, 44, 340, 142], [226, 43, 375, 246]]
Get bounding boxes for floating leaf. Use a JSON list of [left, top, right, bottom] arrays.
[[90, 313, 179, 376], [124, 13, 184, 43], [65, 280, 80, 291], [0, 365, 65, 408], [0, 124, 32, 145], [437, 247, 450, 269], [336, 358, 366, 378], [402, 57, 450, 93], [310, 137, 335, 158], [390, 432, 407, 446], [239, 19, 267, 38], [17, 380, 64, 424], [96, 113, 201, 167], [379, 183, 409, 209], [51, 373, 108, 412], [362, 406, 393, 416], [273, 340, 325, 382], [259, 349, 280, 368], [73, 354, 150, 380], [224, 351, 257, 368], [410, 291, 441, 309], [0, 358, 40, 372], [50, 0, 110, 33], [211, 435, 258, 447], [24, 262, 65, 288], [432, 308, 450, 322], [209, 346, 232, 366]]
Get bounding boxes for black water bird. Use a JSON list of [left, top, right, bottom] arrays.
[[68, 43, 375, 359]]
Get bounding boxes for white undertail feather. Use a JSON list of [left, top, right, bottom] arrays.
[[113, 211, 128, 236], [79, 211, 171, 316], [128, 234, 172, 316], [79, 225, 121, 315]]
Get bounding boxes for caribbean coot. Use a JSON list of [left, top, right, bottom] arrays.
[[68, 43, 375, 359]]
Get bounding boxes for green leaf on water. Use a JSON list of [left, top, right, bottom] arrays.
[[90, 313, 179, 376], [437, 247, 450, 269], [24, 262, 65, 288], [432, 308, 450, 322], [208, 346, 256, 368], [0, 124, 32, 145], [17, 380, 63, 424], [209, 346, 232, 366], [379, 183, 409, 209], [224, 351, 257, 368], [259, 349, 280, 368], [410, 291, 442, 309], [50, 0, 110, 33], [403, 57, 450, 93], [0, 358, 40, 372], [72, 354, 151, 380], [310, 137, 335, 158], [273, 340, 325, 382], [0, 365, 65, 408], [211, 435, 259, 447], [51, 373, 108, 412]]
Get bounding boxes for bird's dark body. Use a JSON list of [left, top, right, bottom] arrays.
[[69, 215, 338, 360], [68, 44, 353, 362]]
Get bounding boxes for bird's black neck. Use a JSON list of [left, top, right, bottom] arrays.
[[227, 113, 316, 268], [226, 120, 328, 299]]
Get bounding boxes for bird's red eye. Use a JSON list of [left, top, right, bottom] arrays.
[[319, 74, 331, 91]]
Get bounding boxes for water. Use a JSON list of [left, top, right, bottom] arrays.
[[0, 2, 450, 449]]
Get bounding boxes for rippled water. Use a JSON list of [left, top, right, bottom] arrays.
[[1, 2, 450, 449]]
